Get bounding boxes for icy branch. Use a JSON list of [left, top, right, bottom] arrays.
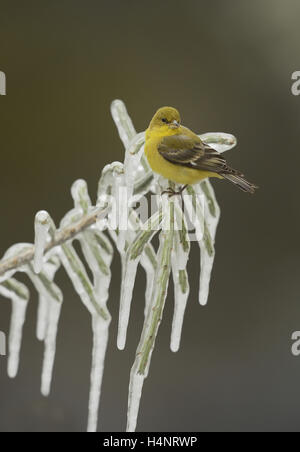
[[127, 195, 175, 432], [117, 209, 162, 350], [0, 205, 109, 280], [0, 278, 29, 378], [170, 200, 191, 352], [33, 210, 52, 274]]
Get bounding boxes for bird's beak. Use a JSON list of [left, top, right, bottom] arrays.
[[170, 120, 180, 129]]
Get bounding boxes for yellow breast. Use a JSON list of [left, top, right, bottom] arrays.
[[144, 127, 219, 185]]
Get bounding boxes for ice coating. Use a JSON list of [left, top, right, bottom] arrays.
[[110, 99, 136, 149], [195, 182, 220, 306], [27, 265, 63, 394], [199, 132, 237, 153], [127, 372, 144, 432], [0, 279, 29, 378], [140, 248, 156, 318], [67, 180, 112, 431], [36, 257, 61, 342], [183, 186, 215, 306], [87, 315, 110, 432], [117, 210, 162, 350], [71, 179, 113, 305], [41, 297, 62, 396], [33, 210, 51, 274], [123, 133, 145, 202], [126, 197, 174, 432], [170, 202, 190, 352]]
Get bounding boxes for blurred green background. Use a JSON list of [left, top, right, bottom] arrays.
[[0, 0, 300, 432]]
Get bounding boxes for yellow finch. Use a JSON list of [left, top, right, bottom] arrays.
[[144, 107, 257, 194]]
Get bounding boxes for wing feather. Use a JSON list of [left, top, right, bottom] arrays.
[[158, 134, 240, 176]]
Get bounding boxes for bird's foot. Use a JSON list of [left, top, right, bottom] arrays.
[[161, 184, 188, 197]]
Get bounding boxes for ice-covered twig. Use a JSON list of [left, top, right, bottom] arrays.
[[65, 180, 113, 432], [111, 100, 137, 148], [184, 185, 214, 305], [26, 263, 63, 396], [87, 315, 109, 432], [0, 205, 109, 280], [33, 211, 53, 274], [0, 278, 29, 378], [117, 209, 163, 350], [60, 243, 110, 320], [170, 201, 191, 352], [36, 257, 61, 341], [127, 195, 174, 432]]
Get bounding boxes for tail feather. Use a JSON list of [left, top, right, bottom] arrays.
[[222, 173, 258, 194]]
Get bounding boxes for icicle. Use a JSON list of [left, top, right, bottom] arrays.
[[71, 179, 92, 215], [41, 297, 61, 396], [97, 162, 128, 252], [128, 209, 157, 317], [36, 295, 48, 341], [127, 372, 144, 432], [123, 133, 145, 202], [87, 315, 109, 432], [71, 179, 113, 306], [180, 133, 231, 307], [195, 182, 220, 306], [140, 246, 156, 318], [33, 211, 58, 341], [35, 257, 60, 342], [127, 197, 174, 432], [80, 230, 112, 302], [113, 168, 127, 253], [198, 244, 214, 306], [117, 210, 162, 350], [170, 202, 191, 352], [110, 99, 136, 149], [184, 184, 219, 306], [26, 264, 63, 395], [8, 298, 27, 378], [69, 180, 112, 432], [0, 278, 29, 378], [76, 231, 112, 432], [117, 259, 138, 351], [33, 210, 51, 274], [60, 243, 110, 321]]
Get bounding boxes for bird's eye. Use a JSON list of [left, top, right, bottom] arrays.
[[161, 118, 168, 123]]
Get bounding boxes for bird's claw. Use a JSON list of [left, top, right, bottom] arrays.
[[161, 188, 176, 197], [161, 184, 188, 198]]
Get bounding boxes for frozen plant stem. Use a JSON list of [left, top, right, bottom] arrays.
[[33, 211, 51, 274], [170, 201, 190, 352], [117, 209, 162, 350], [0, 205, 108, 279], [0, 278, 29, 378], [127, 195, 175, 432]]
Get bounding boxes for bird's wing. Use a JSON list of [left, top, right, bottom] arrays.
[[158, 134, 239, 175]]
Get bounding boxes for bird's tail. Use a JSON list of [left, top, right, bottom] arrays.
[[222, 173, 258, 194]]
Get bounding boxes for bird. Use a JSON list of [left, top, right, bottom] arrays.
[[144, 106, 258, 195]]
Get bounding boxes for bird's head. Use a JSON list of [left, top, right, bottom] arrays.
[[148, 106, 181, 131]]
